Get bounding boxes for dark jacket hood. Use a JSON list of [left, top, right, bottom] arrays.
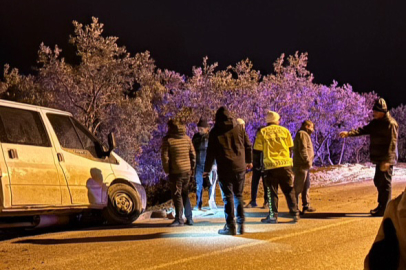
[[215, 107, 236, 132], [167, 120, 186, 138]]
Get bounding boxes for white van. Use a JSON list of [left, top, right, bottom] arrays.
[[0, 100, 146, 228]]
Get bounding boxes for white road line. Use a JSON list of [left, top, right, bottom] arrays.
[[140, 219, 358, 270]]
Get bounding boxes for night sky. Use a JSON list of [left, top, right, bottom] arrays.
[[1, 1, 406, 107]]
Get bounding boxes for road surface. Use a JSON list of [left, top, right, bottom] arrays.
[[0, 179, 405, 270]]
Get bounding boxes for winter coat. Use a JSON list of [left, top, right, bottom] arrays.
[[364, 189, 406, 270], [293, 129, 314, 169], [204, 107, 253, 176], [161, 123, 196, 175], [349, 113, 398, 164], [254, 124, 294, 170], [192, 132, 209, 167]]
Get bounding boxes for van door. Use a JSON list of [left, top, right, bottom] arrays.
[[0, 106, 62, 206], [46, 114, 115, 205]]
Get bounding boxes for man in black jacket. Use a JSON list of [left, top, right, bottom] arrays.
[[192, 118, 218, 210], [204, 107, 253, 235], [340, 98, 398, 216], [246, 127, 268, 209]]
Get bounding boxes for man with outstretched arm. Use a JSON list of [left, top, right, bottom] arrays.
[[339, 98, 398, 216]]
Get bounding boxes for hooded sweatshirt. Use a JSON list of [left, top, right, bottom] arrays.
[[348, 113, 398, 164], [293, 128, 314, 169], [161, 121, 196, 175], [204, 107, 252, 176], [364, 189, 406, 269]]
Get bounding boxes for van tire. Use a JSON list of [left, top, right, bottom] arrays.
[[103, 183, 142, 225]]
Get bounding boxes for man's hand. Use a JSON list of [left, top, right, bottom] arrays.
[[203, 172, 210, 178], [339, 131, 349, 138], [246, 163, 253, 170], [379, 162, 390, 172]]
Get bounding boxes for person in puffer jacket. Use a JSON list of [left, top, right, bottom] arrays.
[[161, 120, 196, 227], [340, 98, 398, 216], [364, 188, 406, 270]]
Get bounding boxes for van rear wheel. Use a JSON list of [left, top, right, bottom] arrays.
[[103, 183, 142, 225]]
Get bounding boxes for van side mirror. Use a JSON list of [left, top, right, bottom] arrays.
[[107, 132, 117, 156]]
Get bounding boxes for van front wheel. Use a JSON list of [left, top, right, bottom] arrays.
[[103, 183, 142, 225]]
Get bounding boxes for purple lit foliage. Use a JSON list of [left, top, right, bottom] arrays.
[[1, 18, 404, 187]]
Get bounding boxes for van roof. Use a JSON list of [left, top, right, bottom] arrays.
[[0, 99, 72, 116]]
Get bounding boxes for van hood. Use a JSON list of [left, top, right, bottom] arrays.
[[110, 152, 141, 185]]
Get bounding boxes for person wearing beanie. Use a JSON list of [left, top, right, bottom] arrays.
[[192, 117, 218, 210], [340, 98, 398, 216], [293, 120, 316, 215], [237, 118, 245, 129], [204, 107, 253, 235], [254, 111, 299, 224], [161, 120, 196, 226]]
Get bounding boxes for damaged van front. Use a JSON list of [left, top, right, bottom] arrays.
[[0, 99, 146, 228]]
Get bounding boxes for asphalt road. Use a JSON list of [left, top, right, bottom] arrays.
[[0, 179, 405, 270]]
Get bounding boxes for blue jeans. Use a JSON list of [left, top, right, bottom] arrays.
[[218, 171, 245, 225], [196, 165, 217, 208]]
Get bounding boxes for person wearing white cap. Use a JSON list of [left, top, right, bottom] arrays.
[[254, 111, 299, 223], [237, 118, 245, 129]]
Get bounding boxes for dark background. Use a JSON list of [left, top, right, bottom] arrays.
[[1, 0, 405, 107]]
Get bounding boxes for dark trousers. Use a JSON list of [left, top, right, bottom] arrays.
[[374, 163, 393, 209], [218, 171, 245, 226], [251, 169, 268, 203], [293, 167, 311, 208], [264, 166, 298, 217], [169, 173, 193, 223]]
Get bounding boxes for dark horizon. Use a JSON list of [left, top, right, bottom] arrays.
[[1, 0, 406, 108]]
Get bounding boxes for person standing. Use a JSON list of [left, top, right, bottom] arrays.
[[192, 117, 218, 210], [254, 111, 299, 224], [161, 120, 196, 226], [340, 98, 398, 216], [204, 107, 253, 235], [246, 127, 268, 208], [293, 120, 316, 215]]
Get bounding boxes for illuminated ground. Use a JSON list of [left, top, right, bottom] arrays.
[[0, 179, 405, 270]]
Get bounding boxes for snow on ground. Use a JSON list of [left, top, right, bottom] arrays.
[[311, 163, 406, 186]]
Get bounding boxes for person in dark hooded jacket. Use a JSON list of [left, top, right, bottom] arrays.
[[192, 117, 218, 210], [204, 107, 253, 235], [340, 98, 398, 216], [161, 120, 196, 227]]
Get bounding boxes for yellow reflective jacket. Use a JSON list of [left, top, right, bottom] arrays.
[[253, 124, 293, 170]]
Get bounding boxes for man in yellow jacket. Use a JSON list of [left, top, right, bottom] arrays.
[[254, 111, 299, 223]]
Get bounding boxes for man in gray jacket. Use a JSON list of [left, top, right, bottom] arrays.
[[293, 120, 316, 215], [340, 98, 398, 216]]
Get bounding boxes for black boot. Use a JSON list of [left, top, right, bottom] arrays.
[[169, 220, 184, 227], [370, 205, 385, 217], [218, 224, 236, 235], [261, 214, 278, 224], [237, 223, 244, 235]]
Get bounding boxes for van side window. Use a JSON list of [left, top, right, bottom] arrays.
[[71, 118, 102, 158], [0, 106, 51, 147], [47, 114, 83, 149]]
